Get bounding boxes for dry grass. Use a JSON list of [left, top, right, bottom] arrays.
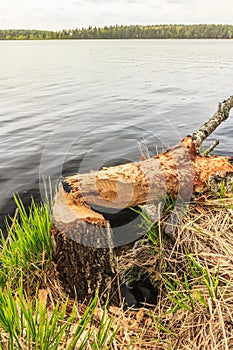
[[109, 197, 233, 349]]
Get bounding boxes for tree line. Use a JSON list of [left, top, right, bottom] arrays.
[[1, 24, 233, 40]]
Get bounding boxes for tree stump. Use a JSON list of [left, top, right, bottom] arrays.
[[51, 186, 121, 304]]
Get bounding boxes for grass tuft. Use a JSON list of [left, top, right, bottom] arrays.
[[0, 196, 53, 291]]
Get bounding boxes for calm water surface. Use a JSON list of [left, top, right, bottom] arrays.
[[0, 39, 233, 230]]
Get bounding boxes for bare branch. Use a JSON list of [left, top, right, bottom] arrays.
[[203, 140, 219, 155], [192, 95, 233, 149]]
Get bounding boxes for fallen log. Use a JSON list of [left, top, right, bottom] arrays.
[[52, 96, 233, 305]]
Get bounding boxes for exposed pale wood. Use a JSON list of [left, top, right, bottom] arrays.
[[53, 184, 105, 225], [66, 137, 193, 210]]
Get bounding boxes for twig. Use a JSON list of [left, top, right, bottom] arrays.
[[203, 140, 220, 155], [192, 95, 233, 149], [0, 208, 19, 260]]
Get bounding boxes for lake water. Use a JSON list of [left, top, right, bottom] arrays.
[[0, 39, 233, 232]]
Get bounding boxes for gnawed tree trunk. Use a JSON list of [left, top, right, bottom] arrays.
[[52, 95, 233, 305], [52, 186, 121, 304], [66, 135, 233, 204]]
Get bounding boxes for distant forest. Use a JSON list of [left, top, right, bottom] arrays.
[[1, 24, 233, 40]]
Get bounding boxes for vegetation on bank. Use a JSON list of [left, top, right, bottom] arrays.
[[0, 198, 119, 349], [1, 24, 233, 40], [1, 192, 233, 348]]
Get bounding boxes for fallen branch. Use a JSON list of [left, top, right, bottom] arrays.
[[65, 96, 233, 210]]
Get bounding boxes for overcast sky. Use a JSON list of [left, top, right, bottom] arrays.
[[0, 0, 233, 30]]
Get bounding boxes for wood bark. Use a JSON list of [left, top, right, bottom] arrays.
[[52, 96, 233, 305], [192, 95, 233, 149]]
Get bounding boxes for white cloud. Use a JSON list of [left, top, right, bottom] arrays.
[[0, 0, 232, 30]]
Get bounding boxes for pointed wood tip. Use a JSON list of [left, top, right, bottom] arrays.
[[53, 184, 106, 225]]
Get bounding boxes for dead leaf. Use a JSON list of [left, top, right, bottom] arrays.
[[136, 309, 144, 324], [196, 205, 206, 214]]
